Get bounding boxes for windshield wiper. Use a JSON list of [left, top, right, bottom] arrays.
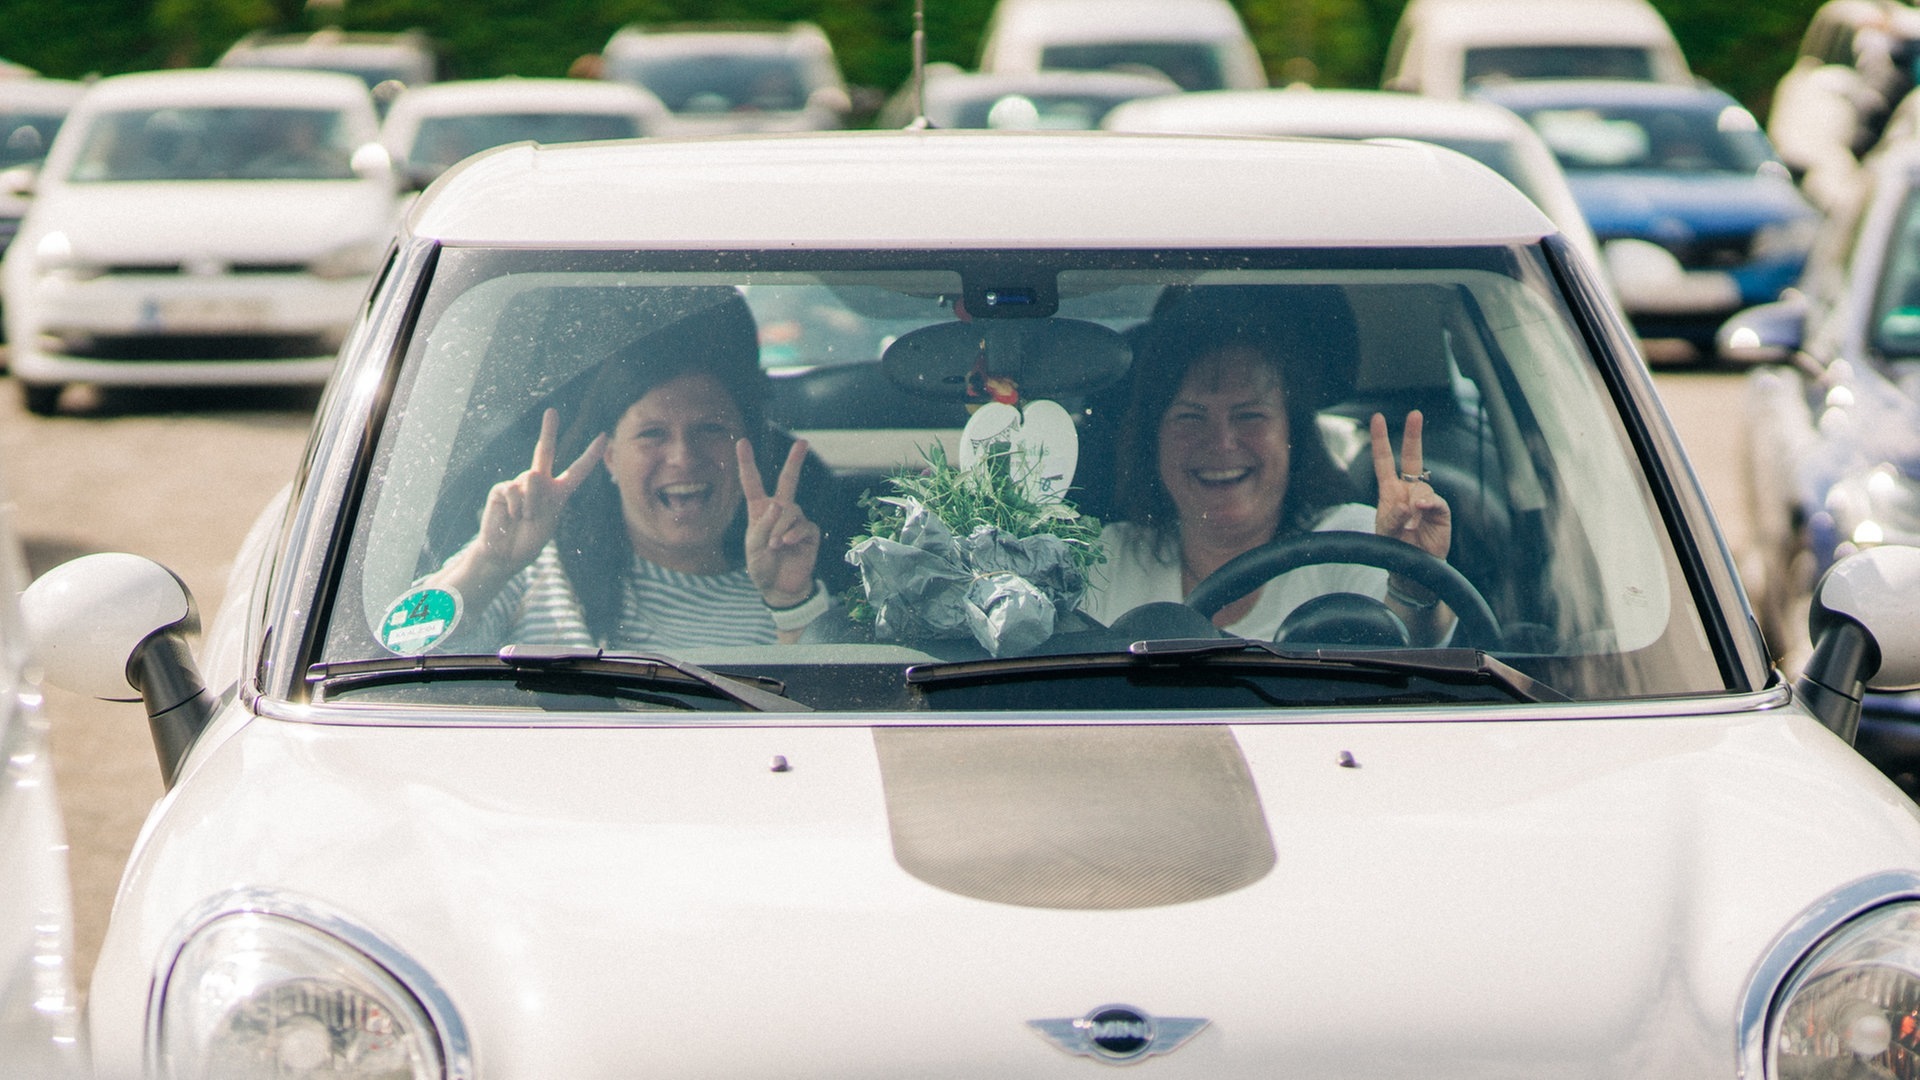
[[308, 645, 812, 712], [906, 637, 1565, 704]]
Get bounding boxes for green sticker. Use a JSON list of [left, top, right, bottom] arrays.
[[379, 586, 461, 654], [1883, 308, 1920, 338]]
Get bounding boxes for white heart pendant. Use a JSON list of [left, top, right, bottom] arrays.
[[1012, 399, 1078, 504]]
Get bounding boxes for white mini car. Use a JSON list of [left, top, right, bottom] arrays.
[[1100, 86, 1604, 284], [1382, 0, 1692, 98], [976, 0, 1267, 92], [379, 78, 669, 189], [24, 130, 1920, 1080], [0, 68, 398, 414], [598, 22, 851, 136]]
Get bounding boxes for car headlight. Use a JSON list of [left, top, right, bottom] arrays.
[[1770, 901, 1920, 1079], [309, 239, 385, 281], [31, 230, 102, 282], [155, 911, 447, 1080]]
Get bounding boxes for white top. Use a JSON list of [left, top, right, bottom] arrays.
[[1080, 505, 1388, 639]]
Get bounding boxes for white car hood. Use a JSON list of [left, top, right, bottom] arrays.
[[26, 180, 392, 263], [95, 707, 1920, 1079]]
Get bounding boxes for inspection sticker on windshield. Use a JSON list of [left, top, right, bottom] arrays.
[[379, 586, 461, 654]]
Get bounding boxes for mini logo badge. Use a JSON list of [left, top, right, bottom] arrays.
[[1029, 1005, 1208, 1065]]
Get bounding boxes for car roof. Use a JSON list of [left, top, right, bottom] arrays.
[[1474, 79, 1742, 111], [384, 78, 663, 118], [408, 130, 1554, 249], [74, 67, 380, 110], [0, 77, 87, 111], [1408, 0, 1679, 44], [984, 0, 1254, 42], [1104, 87, 1535, 141]]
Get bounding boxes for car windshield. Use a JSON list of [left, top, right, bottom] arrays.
[[1516, 102, 1774, 174], [406, 112, 644, 173], [609, 53, 810, 113], [319, 245, 1722, 715], [1871, 187, 1920, 359], [941, 91, 1153, 130], [1039, 43, 1227, 92], [1464, 45, 1657, 84], [67, 106, 357, 182], [0, 110, 66, 168]]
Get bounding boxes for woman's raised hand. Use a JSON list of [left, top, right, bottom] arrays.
[[1370, 410, 1452, 560], [738, 437, 822, 607], [475, 407, 607, 573]]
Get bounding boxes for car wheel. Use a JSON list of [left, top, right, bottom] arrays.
[[20, 382, 62, 417]]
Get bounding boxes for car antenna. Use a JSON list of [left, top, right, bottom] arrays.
[[906, 0, 931, 129]]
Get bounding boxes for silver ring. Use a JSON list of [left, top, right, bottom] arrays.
[[1399, 470, 1431, 484]]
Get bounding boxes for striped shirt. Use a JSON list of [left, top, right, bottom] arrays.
[[458, 543, 778, 651]]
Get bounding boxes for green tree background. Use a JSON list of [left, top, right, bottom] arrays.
[[0, 0, 1828, 117]]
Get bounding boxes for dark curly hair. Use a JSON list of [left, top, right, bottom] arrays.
[[1114, 285, 1360, 555], [549, 290, 773, 645]]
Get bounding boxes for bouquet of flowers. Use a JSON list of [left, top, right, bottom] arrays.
[[845, 399, 1103, 657]]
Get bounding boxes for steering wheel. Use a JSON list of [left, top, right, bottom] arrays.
[[1184, 531, 1501, 649]]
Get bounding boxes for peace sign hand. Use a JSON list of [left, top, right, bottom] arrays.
[[1370, 410, 1452, 561], [474, 407, 607, 574], [738, 437, 822, 607]]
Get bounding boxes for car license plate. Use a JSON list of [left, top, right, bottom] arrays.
[[152, 296, 274, 332]]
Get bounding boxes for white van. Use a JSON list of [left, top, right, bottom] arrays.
[[1382, 0, 1691, 98], [977, 0, 1266, 92]]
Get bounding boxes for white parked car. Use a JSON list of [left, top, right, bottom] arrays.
[[1382, 0, 1692, 98], [977, 0, 1266, 92], [217, 28, 439, 113], [24, 129, 1920, 1080], [1, 68, 398, 415], [0, 77, 84, 263], [1101, 86, 1605, 281], [875, 65, 1180, 130], [599, 22, 851, 135], [380, 77, 668, 189], [0, 491, 83, 1079]]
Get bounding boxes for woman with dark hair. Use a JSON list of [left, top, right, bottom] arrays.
[[425, 294, 827, 649], [1081, 288, 1455, 642]]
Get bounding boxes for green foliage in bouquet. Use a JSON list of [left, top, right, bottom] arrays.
[[845, 440, 1104, 621]]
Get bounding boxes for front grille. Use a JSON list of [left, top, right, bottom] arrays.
[[54, 332, 336, 361], [1676, 233, 1755, 270]]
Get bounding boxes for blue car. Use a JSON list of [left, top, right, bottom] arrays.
[[1478, 79, 1818, 353]]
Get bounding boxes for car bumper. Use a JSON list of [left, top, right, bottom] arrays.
[[10, 269, 364, 386]]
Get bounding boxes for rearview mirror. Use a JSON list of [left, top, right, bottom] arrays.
[[881, 318, 1130, 401], [1718, 293, 1809, 365], [1796, 544, 1920, 741]]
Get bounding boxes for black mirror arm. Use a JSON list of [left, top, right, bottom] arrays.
[[1795, 616, 1877, 744], [127, 628, 216, 788]]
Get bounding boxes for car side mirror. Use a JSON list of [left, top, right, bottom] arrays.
[[1795, 545, 1920, 743], [0, 163, 37, 198], [1718, 293, 1809, 365], [20, 553, 214, 787]]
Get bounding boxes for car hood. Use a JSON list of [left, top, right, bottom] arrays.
[[24, 180, 394, 263], [1570, 172, 1814, 237], [93, 707, 1920, 1079]]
